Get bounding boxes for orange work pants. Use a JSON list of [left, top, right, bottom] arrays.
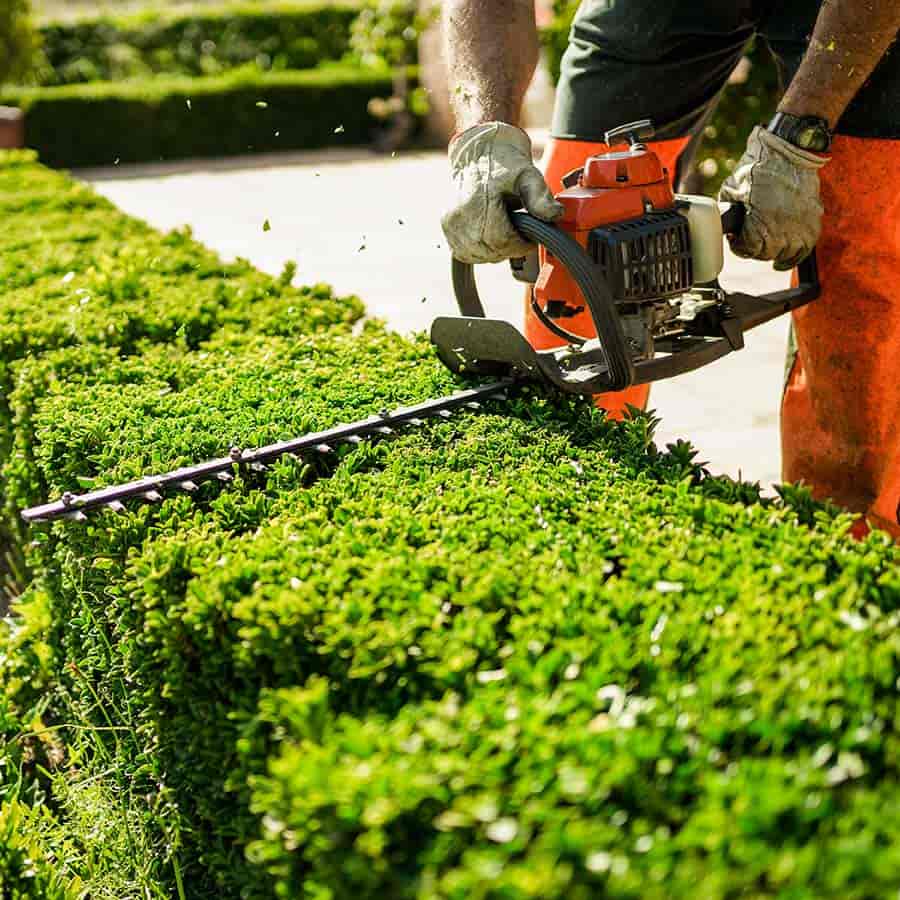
[[782, 136, 900, 540]]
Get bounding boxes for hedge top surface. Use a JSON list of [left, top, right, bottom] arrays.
[[0, 150, 362, 367], [4, 60, 395, 104]]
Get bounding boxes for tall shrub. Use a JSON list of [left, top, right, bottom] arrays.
[[348, 0, 431, 148], [0, 0, 37, 86]]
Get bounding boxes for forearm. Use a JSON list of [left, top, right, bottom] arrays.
[[780, 0, 900, 127], [443, 0, 539, 131]]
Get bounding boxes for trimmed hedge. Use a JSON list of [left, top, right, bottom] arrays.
[[33, 2, 361, 85], [2, 153, 900, 899], [1, 64, 402, 167], [0, 150, 360, 373]]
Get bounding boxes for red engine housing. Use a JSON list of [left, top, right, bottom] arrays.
[[528, 143, 677, 350]]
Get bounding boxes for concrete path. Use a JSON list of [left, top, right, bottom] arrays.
[[85, 147, 791, 491]]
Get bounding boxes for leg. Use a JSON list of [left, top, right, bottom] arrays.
[[533, 0, 761, 418], [764, 16, 900, 539]]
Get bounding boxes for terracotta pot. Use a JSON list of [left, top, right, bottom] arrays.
[[0, 107, 24, 150]]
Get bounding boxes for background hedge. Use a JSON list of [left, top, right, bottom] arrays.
[[31, 2, 361, 85], [1, 64, 404, 167], [2, 151, 900, 898]]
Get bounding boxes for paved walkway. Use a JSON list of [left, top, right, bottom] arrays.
[[85, 147, 791, 490]]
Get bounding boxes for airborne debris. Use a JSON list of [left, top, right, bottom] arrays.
[[485, 818, 518, 844], [186, 99, 192, 110], [654, 580, 684, 593], [334, 124, 345, 134], [256, 101, 268, 109]]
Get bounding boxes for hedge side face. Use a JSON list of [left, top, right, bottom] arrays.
[[2, 156, 900, 900]]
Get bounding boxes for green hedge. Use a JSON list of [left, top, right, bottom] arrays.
[[2, 64, 402, 167], [32, 2, 360, 85], [2, 152, 900, 899]]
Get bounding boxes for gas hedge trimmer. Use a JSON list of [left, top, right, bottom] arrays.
[[23, 121, 818, 525]]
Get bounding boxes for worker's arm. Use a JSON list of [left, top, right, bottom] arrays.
[[780, 0, 900, 127], [444, 0, 539, 129], [722, 1, 900, 270], [440, 0, 563, 264]]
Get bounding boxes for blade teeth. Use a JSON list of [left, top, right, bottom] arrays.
[[26, 381, 515, 526]]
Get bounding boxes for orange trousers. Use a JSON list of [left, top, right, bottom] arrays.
[[531, 136, 900, 539], [782, 137, 900, 540]]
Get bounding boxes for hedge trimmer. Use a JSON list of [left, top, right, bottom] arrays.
[[22, 120, 818, 525]]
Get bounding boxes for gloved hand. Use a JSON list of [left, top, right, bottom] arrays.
[[719, 125, 828, 271], [442, 122, 564, 264]]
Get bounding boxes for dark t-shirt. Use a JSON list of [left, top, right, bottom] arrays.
[[552, 0, 899, 140]]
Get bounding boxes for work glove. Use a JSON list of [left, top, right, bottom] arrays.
[[719, 125, 828, 271], [442, 122, 564, 264]]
